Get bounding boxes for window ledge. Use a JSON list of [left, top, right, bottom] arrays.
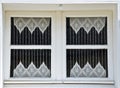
[[63, 80, 114, 84], [4, 79, 114, 85]]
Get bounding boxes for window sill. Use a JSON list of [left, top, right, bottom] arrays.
[[4, 78, 114, 85], [4, 78, 62, 84], [63, 80, 114, 84]]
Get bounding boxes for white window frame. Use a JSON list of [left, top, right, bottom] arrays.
[[4, 11, 57, 81], [62, 11, 113, 83], [3, 10, 114, 84]]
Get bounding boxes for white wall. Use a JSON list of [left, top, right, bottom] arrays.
[[116, 2, 120, 88], [0, 2, 3, 88], [1, 0, 118, 4]]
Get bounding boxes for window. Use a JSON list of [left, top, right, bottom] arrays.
[[4, 12, 56, 80], [4, 11, 113, 82], [62, 12, 113, 81]]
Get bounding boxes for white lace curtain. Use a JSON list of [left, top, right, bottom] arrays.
[[70, 62, 106, 77], [70, 17, 105, 34], [14, 17, 50, 33], [13, 62, 50, 77]]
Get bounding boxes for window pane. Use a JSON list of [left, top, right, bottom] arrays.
[[66, 17, 107, 45], [11, 17, 51, 45], [10, 49, 51, 78], [66, 49, 108, 77]]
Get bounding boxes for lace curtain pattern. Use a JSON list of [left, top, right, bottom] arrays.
[[66, 49, 108, 77], [70, 62, 106, 77], [14, 17, 50, 33], [66, 17, 107, 45], [11, 17, 51, 45], [10, 49, 51, 77], [70, 17, 105, 34], [13, 62, 50, 77]]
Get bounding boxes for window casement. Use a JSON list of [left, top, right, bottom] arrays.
[[4, 11, 113, 83], [62, 12, 113, 82], [4, 12, 56, 80]]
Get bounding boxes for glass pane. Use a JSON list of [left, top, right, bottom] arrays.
[[66, 49, 108, 77], [10, 49, 51, 78], [66, 17, 107, 45], [11, 17, 51, 45]]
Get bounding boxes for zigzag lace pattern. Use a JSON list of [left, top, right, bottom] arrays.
[[14, 17, 50, 33], [13, 61, 50, 77], [70, 17, 105, 34], [70, 61, 106, 77]]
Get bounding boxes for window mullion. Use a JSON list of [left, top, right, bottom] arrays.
[[55, 11, 63, 80]]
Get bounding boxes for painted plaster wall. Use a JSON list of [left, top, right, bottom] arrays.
[[0, 0, 118, 3]]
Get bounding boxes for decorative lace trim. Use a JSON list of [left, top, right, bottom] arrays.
[[70, 17, 105, 34], [13, 61, 50, 77], [70, 61, 106, 77], [14, 17, 50, 33]]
